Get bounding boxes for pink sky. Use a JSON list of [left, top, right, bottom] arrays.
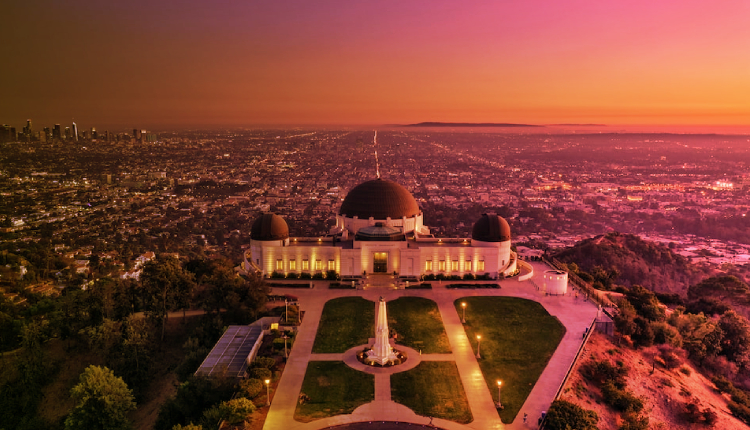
[[2, 0, 749, 129]]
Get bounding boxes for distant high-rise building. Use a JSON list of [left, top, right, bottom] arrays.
[[91, 127, 97, 140], [22, 119, 33, 142], [64, 127, 71, 140], [53, 124, 61, 140], [72, 122, 79, 141], [0, 124, 13, 143], [42, 127, 50, 141]]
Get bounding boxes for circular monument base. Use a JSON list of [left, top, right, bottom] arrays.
[[342, 344, 422, 374], [357, 347, 407, 367]]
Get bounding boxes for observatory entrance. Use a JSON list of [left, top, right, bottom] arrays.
[[373, 252, 388, 273]]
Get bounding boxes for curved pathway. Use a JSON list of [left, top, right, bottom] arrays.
[[263, 261, 599, 430]]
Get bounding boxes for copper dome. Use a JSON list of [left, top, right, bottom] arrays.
[[251, 213, 289, 241], [339, 178, 420, 219], [472, 213, 511, 242]]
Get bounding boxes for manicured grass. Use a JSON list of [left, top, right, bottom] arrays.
[[312, 297, 374, 353], [391, 361, 472, 424], [455, 297, 566, 423], [294, 361, 374, 422], [388, 297, 451, 354]]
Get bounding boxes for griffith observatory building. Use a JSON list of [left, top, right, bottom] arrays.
[[242, 178, 518, 280]]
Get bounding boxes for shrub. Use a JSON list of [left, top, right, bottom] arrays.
[[175, 348, 211, 382], [728, 401, 750, 424], [299, 272, 312, 279], [248, 367, 271, 380], [251, 357, 276, 370], [325, 270, 339, 280], [462, 273, 475, 280], [583, 359, 628, 388], [544, 399, 599, 430], [679, 366, 691, 376], [712, 375, 734, 394], [270, 271, 284, 279], [619, 412, 649, 430], [682, 399, 720, 426], [286, 272, 298, 279], [703, 408, 718, 426], [682, 400, 704, 423], [602, 381, 643, 413], [312, 272, 324, 279], [658, 344, 683, 369], [239, 378, 263, 399]]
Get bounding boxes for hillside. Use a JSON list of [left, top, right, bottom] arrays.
[[553, 232, 714, 295], [559, 331, 746, 430]]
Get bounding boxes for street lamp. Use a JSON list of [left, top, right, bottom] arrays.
[[476, 334, 481, 359], [283, 334, 289, 358], [284, 299, 288, 323], [496, 380, 503, 408], [265, 379, 271, 406], [461, 302, 466, 323]]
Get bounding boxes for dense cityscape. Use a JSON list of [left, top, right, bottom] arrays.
[[3, 123, 750, 296]]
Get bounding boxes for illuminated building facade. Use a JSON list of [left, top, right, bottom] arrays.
[[243, 178, 517, 279]]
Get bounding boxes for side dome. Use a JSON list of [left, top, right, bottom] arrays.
[[472, 213, 511, 242], [251, 213, 289, 241], [339, 178, 420, 219]]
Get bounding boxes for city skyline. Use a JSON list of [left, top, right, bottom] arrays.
[[3, 1, 750, 129]]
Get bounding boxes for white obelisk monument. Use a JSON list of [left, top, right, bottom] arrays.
[[367, 296, 399, 365]]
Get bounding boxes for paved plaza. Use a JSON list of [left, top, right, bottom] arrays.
[[262, 261, 599, 430]]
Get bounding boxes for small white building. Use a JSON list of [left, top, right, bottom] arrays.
[[543, 270, 569, 295]]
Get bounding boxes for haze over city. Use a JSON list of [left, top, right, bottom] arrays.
[[3, 1, 750, 129]]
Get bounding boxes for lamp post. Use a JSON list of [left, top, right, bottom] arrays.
[[284, 299, 288, 323], [496, 380, 503, 408], [283, 334, 289, 358], [476, 334, 481, 359], [265, 379, 271, 406], [461, 302, 466, 323]]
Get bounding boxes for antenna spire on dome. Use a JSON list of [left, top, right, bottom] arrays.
[[373, 130, 380, 179]]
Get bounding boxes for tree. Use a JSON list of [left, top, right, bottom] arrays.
[[614, 298, 637, 337], [201, 397, 255, 427], [625, 285, 665, 322], [198, 260, 269, 324], [64, 365, 136, 430], [141, 255, 195, 341], [718, 310, 750, 367]]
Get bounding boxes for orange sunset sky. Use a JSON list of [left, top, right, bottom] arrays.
[[2, 1, 750, 129]]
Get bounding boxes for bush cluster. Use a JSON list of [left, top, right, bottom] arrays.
[[544, 399, 598, 430], [712, 376, 750, 424], [681, 398, 718, 426]]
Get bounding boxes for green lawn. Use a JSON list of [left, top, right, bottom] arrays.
[[455, 297, 566, 423], [391, 361, 472, 424], [312, 297, 374, 353], [388, 297, 451, 354], [294, 361, 375, 422]]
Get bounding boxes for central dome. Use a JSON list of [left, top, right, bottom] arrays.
[[340, 178, 420, 219]]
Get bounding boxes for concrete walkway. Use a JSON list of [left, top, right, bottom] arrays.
[[262, 262, 599, 430]]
